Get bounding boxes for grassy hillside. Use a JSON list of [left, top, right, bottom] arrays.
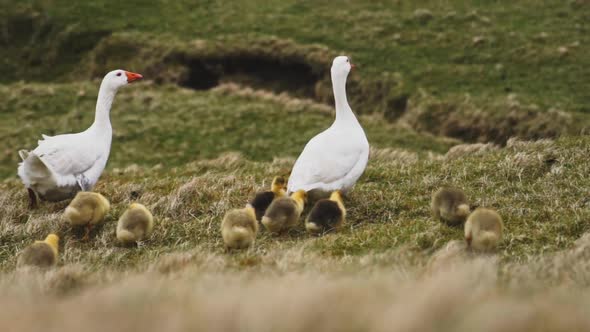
[[2, 135, 590, 269], [1, 1, 590, 331], [1, 136, 590, 330], [2, 0, 589, 111]]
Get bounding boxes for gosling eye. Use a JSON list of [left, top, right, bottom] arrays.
[[116, 72, 122, 77]]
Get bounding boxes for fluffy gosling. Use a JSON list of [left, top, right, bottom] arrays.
[[17, 234, 59, 268], [250, 176, 287, 221], [116, 203, 154, 245], [221, 204, 258, 249], [464, 208, 504, 252], [431, 187, 470, 226], [64, 192, 110, 240], [305, 190, 346, 234], [261, 190, 307, 233]]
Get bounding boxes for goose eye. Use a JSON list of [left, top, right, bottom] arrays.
[[346, 58, 349, 62], [116, 72, 122, 77]]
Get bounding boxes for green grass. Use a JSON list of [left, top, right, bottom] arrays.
[[1, 0, 589, 111]]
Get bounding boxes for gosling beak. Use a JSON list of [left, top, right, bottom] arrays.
[[125, 71, 143, 83], [466, 235, 472, 247]]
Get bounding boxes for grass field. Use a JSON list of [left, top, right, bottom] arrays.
[[1, 1, 590, 331]]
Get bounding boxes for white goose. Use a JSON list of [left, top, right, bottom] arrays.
[[287, 56, 369, 198], [17, 70, 143, 207]]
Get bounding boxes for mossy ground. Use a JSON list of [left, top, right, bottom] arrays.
[[1, 1, 590, 331]]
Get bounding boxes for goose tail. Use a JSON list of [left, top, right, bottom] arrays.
[[224, 226, 252, 248], [117, 228, 138, 244], [18, 153, 51, 188], [64, 206, 83, 225], [18, 150, 29, 161], [479, 231, 500, 248], [305, 221, 321, 233], [456, 204, 471, 219]]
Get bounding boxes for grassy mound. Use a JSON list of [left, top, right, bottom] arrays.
[[400, 92, 588, 144]]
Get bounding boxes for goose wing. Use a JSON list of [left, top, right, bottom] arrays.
[[288, 133, 364, 192], [32, 134, 101, 186]]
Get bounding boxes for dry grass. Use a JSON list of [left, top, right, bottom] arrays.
[[1, 136, 590, 331], [2, 243, 590, 332], [3, 135, 589, 267], [444, 142, 499, 160], [212, 83, 333, 114]]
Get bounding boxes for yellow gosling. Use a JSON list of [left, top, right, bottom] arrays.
[[305, 190, 346, 234], [250, 176, 287, 221], [116, 203, 154, 245], [221, 204, 259, 249], [431, 187, 470, 226], [464, 208, 504, 252], [64, 192, 110, 240], [17, 234, 59, 268], [261, 190, 307, 234], [271, 176, 287, 196]]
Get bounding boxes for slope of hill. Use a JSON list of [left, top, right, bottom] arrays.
[[1, 1, 590, 331]]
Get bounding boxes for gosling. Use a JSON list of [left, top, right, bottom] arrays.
[[261, 190, 307, 233], [250, 176, 287, 221], [64, 192, 110, 240], [305, 190, 346, 234], [431, 187, 470, 226], [464, 208, 504, 252], [17, 234, 59, 269], [221, 204, 258, 249], [116, 203, 154, 245]]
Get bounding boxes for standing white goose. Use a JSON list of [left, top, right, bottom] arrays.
[[17, 70, 143, 207], [287, 56, 369, 197]]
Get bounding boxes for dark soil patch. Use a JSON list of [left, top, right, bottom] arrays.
[[177, 55, 320, 98], [401, 96, 578, 145]]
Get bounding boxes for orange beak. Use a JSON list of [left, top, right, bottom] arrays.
[[350, 63, 356, 70], [125, 71, 143, 83]]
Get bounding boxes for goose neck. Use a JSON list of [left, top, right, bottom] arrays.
[[93, 83, 116, 129], [332, 73, 354, 124]]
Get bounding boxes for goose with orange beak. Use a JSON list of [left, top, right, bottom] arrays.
[[17, 70, 143, 207]]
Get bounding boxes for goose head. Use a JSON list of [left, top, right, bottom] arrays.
[[44, 233, 59, 255], [102, 69, 143, 90], [331, 56, 355, 79]]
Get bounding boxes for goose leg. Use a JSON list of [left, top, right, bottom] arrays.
[[27, 189, 38, 209]]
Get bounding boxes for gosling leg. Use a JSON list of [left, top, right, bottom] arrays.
[[83, 224, 93, 241]]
